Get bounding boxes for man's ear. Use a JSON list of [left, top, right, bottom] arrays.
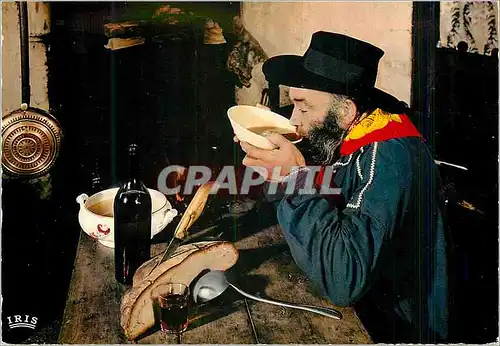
[[345, 98, 358, 124]]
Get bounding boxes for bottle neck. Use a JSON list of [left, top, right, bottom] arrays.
[[128, 153, 140, 179]]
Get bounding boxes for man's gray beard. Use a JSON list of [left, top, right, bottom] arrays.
[[308, 107, 348, 165]]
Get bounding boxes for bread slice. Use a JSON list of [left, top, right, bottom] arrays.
[[120, 241, 239, 340]]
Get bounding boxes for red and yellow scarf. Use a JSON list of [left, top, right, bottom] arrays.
[[339, 108, 422, 156], [314, 108, 422, 188]]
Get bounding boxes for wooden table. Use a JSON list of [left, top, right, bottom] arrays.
[[58, 216, 372, 344]]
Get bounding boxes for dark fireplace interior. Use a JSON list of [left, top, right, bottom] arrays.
[[2, 2, 242, 343], [48, 2, 240, 190]]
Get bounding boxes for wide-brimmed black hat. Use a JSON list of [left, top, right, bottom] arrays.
[[262, 31, 404, 110]]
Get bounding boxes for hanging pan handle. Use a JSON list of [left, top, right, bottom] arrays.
[[18, 1, 30, 107]]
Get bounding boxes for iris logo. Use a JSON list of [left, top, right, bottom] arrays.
[[6, 315, 38, 330]]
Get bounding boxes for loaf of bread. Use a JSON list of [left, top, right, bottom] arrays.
[[120, 241, 239, 340]]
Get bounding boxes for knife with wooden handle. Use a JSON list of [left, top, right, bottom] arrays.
[[146, 181, 218, 277]]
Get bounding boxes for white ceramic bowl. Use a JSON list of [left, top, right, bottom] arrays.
[[227, 105, 302, 150], [76, 188, 178, 248]]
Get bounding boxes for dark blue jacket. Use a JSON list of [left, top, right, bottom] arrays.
[[274, 137, 448, 342]]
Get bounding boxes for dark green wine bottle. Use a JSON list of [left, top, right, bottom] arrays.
[[114, 144, 152, 285]]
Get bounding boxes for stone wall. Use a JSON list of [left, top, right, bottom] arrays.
[[235, 2, 413, 107]]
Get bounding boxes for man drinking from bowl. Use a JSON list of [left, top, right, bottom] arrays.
[[234, 31, 449, 343]]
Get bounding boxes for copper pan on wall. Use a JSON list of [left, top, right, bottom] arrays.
[[2, 2, 63, 179]]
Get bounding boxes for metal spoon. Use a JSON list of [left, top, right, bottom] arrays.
[[192, 270, 342, 320]]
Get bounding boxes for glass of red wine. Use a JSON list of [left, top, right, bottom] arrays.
[[151, 283, 190, 342]]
